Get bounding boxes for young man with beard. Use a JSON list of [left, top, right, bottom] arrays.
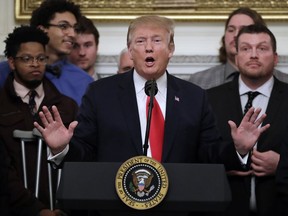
[[207, 24, 288, 216], [0, 0, 93, 106], [189, 7, 288, 89], [0, 25, 78, 216]]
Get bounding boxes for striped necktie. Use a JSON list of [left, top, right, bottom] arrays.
[[28, 90, 37, 116]]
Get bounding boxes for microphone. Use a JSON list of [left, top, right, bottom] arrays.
[[144, 79, 158, 97], [143, 80, 158, 156]]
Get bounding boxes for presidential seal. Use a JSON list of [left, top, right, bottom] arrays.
[[115, 156, 169, 210]]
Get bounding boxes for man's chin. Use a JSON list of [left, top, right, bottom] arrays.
[[59, 49, 72, 56], [228, 51, 237, 56], [77, 63, 90, 71], [26, 80, 42, 89], [227, 47, 237, 55]]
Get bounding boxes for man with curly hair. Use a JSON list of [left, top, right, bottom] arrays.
[[0, 0, 93, 106], [0, 25, 78, 216]]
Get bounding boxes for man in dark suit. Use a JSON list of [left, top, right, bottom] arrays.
[[207, 24, 288, 216], [34, 16, 269, 216]]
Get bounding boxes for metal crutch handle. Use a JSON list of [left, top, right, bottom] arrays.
[[13, 130, 34, 189]]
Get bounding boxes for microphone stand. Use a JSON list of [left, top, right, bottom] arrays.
[[143, 80, 157, 156]]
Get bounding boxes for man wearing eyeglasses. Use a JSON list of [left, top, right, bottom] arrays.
[[0, 25, 78, 216], [0, 0, 93, 106]]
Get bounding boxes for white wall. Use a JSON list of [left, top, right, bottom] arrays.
[[1, 0, 288, 78]]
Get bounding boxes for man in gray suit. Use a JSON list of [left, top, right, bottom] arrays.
[[189, 7, 288, 89]]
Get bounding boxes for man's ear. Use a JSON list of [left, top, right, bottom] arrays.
[[168, 42, 175, 59], [7, 57, 16, 71], [128, 47, 133, 60]]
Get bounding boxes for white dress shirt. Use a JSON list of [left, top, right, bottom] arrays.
[[238, 75, 274, 211], [134, 71, 167, 157]]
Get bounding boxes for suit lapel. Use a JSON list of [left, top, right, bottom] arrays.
[[263, 79, 285, 123], [118, 71, 143, 155], [161, 74, 180, 161], [258, 79, 286, 148], [229, 78, 244, 126]]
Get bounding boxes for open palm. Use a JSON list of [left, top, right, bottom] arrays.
[[34, 105, 78, 155], [229, 107, 270, 155]]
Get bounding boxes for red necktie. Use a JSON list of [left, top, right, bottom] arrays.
[[146, 96, 164, 162]]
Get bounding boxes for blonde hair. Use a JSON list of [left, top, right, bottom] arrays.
[[127, 15, 175, 49]]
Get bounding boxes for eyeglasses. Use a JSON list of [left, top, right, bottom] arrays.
[[14, 55, 48, 65], [47, 22, 78, 32]]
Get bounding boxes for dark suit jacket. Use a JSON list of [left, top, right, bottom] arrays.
[[65, 70, 222, 216], [276, 142, 288, 216], [207, 75, 288, 216], [67, 70, 221, 163]]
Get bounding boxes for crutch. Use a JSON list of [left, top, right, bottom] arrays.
[[13, 129, 53, 210], [32, 129, 62, 191], [32, 128, 56, 210], [13, 130, 34, 189]]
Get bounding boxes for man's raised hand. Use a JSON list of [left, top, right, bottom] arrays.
[[34, 105, 78, 155]]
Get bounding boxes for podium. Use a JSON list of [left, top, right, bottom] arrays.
[[56, 162, 231, 214]]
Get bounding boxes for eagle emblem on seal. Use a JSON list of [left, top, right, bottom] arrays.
[[130, 169, 155, 197]]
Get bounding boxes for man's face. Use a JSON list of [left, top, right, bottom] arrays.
[[42, 12, 77, 60], [128, 24, 174, 80], [224, 14, 254, 59], [236, 33, 278, 84], [8, 42, 46, 89], [118, 50, 134, 74], [68, 33, 98, 75]]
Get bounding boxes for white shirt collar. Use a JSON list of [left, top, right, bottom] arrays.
[[239, 76, 274, 98], [133, 70, 167, 99], [13, 79, 44, 101]]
